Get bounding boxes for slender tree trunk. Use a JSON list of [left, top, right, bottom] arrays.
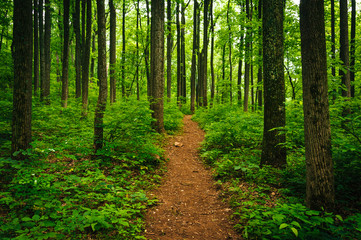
[[257, 0, 263, 108], [12, 0, 33, 159], [90, 31, 95, 80], [227, 0, 232, 104], [39, 0, 45, 102], [43, 0, 51, 104], [350, 0, 356, 98], [244, 0, 250, 112], [190, 0, 198, 113], [167, 0, 172, 101], [150, 0, 165, 133], [200, 0, 210, 107], [238, 22, 244, 106], [136, 0, 140, 100], [122, 0, 126, 97], [145, 0, 151, 98], [300, 0, 334, 211], [94, 0, 108, 151], [181, 2, 186, 103], [339, 0, 351, 99], [222, 43, 226, 104], [33, 1, 39, 96], [109, 0, 116, 103], [210, 0, 215, 106], [61, 0, 70, 108], [0, 10, 7, 53], [331, 0, 336, 78], [82, 0, 92, 115], [74, 0, 82, 98], [261, 0, 286, 168], [176, 2, 181, 103]]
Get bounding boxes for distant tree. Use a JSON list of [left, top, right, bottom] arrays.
[[149, 0, 165, 133], [210, 0, 215, 106], [260, 0, 286, 168], [109, 0, 116, 103], [257, 0, 262, 108], [33, 0, 39, 96], [12, 0, 33, 159], [199, 0, 210, 107], [243, 0, 250, 112], [61, 0, 70, 108], [339, 0, 350, 99], [43, 0, 51, 104], [300, 0, 334, 211], [190, 0, 198, 113], [39, 0, 45, 101], [167, 0, 172, 101], [350, 0, 356, 97], [74, 0, 82, 98], [227, 0, 232, 104], [331, 0, 336, 78], [94, 0, 108, 151], [176, 1, 181, 103], [180, 1, 186, 103], [82, 0, 92, 115], [121, 0, 126, 96]]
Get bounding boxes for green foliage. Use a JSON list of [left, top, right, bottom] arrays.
[[163, 102, 184, 134]]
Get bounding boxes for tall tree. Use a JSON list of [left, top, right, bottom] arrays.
[[339, 0, 350, 99], [109, 0, 116, 103], [190, 0, 198, 112], [94, 0, 108, 151], [136, 0, 140, 100], [300, 0, 334, 211], [82, 0, 92, 115], [210, 0, 215, 106], [33, 0, 39, 96], [43, 0, 51, 104], [39, 0, 45, 101], [121, 0, 126, 96], [166, 0, 172, 101], [200, 0, 210, 107], [350, 0, 356, 97], [74, 0, 82, 98], [227, 0, 233, 104], [176, 1, 181, 103], [257, 0, 262, 108], [61, 0, 70, 108], [180, 2, 186, 103], [12, 0, 33, 159], [243, 0, 250, 112], [150, 0, 165, 133], [331, 0, 336, 78], [260, 0, 286, 168]]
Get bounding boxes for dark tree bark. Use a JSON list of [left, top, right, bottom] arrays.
[[39, 0, 45, 102], [350, 0, 356, 98], [238, 22, 244, 106], [12, 0, 33, 159], [210, 0, 215, 106], [74, 0, 82, 98], [94, 0, 108, 151], [339, 0, 351, 99], [243, 0, 250, 112], [61, 0, 70, 108], [260, 0, 286, 168], [300, 0, 334, 211], [331, 0, 336, 78], [34, 0, 39, 96], [136, 0, 140, 100], [150, 0, 165, 133], [227, 0, 232, 104], [109, 0, 116, 103], [145, 0, 151, 98], [82, 0, 92, 115], [200, 0, 210, 107], [167, 0, 172, 101], [43, 0, 51, 104], [190, 0, 198, 113], [121, 0, 126, 97], [181, 2, 186, 103], [257, 0, 262, 108], [90, 30, 96, 80], [176, 1, 181, 103]]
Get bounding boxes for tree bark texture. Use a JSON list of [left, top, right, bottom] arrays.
[[12, 0, 33, 159], [109, 0, 116, 103], [300, 0, 335, 211], [339, 0, 351, 98], [210, 0, 215, 106], [150, 0, 165, 133], [33, 0, 39, 96], [190, 0, 198, 113], [243, 0, 250, 112], [200, 0, 210, 107], [227, 0, 232, 104], [39, 0, 45, 101], [181, 2, 186, 103], [94, 0, 108, 151], [82, 0, 92, 115], [74, 0, 82, 99], [167, 0, 172, 101], [176, 2, 181, 103], [261, 0, 286, 168], [61, 0, 70, 108], [122, 0, 126, 97], [43, 0, 51, 104], [350, 0, 356, 98]]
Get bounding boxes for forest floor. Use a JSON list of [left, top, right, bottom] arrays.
[[143, 115, 242, 240]]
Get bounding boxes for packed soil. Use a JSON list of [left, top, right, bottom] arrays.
[[144, 115, 242, 240]]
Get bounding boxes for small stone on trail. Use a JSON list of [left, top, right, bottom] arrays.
[[174, 142, 184, 147]]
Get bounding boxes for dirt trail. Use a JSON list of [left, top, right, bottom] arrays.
[[144, 115, 241, 240]]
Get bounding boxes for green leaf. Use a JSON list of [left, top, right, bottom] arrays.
[[291, 227, 298, 237], [21, 217, 33, 222], [290, 221, 301, 229], [91, 223, 97, 231], [234, 165, 241, 171], [279, 223, 288, 229], [32, 215, 40, 221], [336, 215, 343, 221]]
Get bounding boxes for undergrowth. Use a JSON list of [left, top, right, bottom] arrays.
[[0, 96, 183, 239], [193, 102, 361, 239]]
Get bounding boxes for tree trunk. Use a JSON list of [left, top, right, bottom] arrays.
[[176, 2, 181, 103], [82, 0, 92, 115], [122, 0, 126, 97], [150, 0, 165, 133], [210, 0, 215, 106], [181, 2, 186, 103], [33, 1, 39, 96], [257, 0, 262, 109], [109, 0, 116, 103], [350, 0, 356, 98], [339, 0, 351, 99], [145, 0, 151, 98], [39, 0, 45, 102], [243, 0, 250, 112], [200, 0, 210, 107], [260, 0, 286, 168], [94, 0, 108, 151], [61, 0, 70, 108], [136, 0, 140, 100], [227, 0, 232, 104], [167, 0, 172, 101], [300, 0, 334, 211], [190, 0, 198, 113], [331, 0, 336, 78], [43, 0, 51, 104], [12, 0, 33, 159], [74, 0, 82, 98]]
